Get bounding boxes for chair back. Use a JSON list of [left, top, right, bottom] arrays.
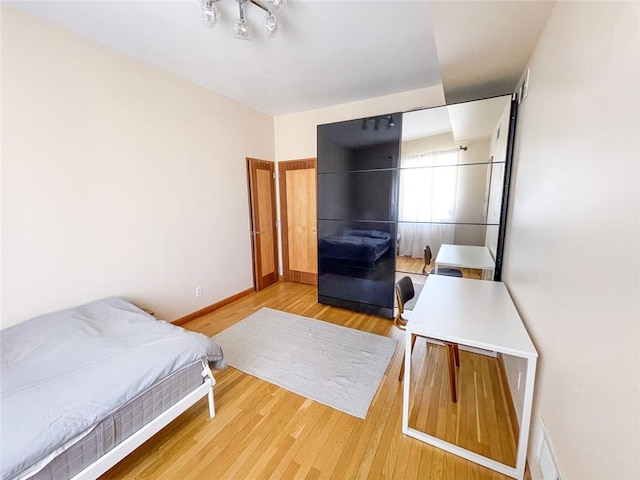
[[423, 245, 433, 265], [393, 276, 415, 329], [396, 276, 415, 307]]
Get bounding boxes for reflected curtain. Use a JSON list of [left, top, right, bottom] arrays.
[[397, 149, 459, 258]]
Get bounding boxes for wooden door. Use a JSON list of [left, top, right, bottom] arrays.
[[279, 158, 318, 285], [247, 158, 279, 290]]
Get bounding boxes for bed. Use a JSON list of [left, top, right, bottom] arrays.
[[0, 297, 226, 480], [318, 229, 393, 266]]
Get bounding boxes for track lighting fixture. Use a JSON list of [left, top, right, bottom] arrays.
[[361, 115, 395, 131], [201, 0, 286, 40]]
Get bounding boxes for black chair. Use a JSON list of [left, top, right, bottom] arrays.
[[394, 275, 459, 402], [421, 245, 463, 277]]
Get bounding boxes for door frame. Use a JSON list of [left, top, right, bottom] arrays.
[[278, 158, 318, 285], [246, 157, 279, 291]]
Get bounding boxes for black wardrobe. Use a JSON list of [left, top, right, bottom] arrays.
[[317, 113, 403, 318], [316, 95, 517, 319]]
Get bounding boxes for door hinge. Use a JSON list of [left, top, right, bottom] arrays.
[[273, 172, 280, 180], [275, 220, 281, 228]]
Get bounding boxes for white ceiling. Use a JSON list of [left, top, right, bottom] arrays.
[[429, 1, 555, 104], [402, 94, 511, 144], [402, 107, 452, 142], [7, 1, 554, 116], [447, 95, 511, 142]]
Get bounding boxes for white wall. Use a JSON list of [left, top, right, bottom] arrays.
[[455, 138, 491, 245], [1, 8, 275, 327], [502, 2, 639, 478]]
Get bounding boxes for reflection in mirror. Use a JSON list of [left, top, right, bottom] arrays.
[[396, 223, 494, 278], [406, 342, 517, 467], [396, 96, 511, 278], [317, 114, 403, 318]]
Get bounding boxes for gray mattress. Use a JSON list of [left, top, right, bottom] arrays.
[[30, 361, 204, 480]]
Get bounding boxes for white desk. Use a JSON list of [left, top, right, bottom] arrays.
[[435, 244, 496, 280], [402, 275, 537, 480]]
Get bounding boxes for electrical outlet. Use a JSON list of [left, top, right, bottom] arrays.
[[195, 286, 203, 297]]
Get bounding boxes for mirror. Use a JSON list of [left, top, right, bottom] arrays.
[[396, 95, 512, 280]]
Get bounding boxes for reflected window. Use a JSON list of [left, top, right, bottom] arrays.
[[398, 149, 460, 257], [399, 149, 460, 222]]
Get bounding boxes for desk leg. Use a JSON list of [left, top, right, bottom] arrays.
[[402, 331, 412, 434], [515, 356, 538, 479]]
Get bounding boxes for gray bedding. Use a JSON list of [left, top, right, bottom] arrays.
[[0, 297, 225, 480]]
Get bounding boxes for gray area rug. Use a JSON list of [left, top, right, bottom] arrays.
[[213, 307, 398, 419], [404, 281, 424, 311]]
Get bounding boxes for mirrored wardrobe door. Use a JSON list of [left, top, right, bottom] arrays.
[[397, 95, 515, 283]]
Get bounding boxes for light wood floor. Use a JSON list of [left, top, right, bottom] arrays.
[[102, 281, 518, 480], [396, 256, 483, 280]]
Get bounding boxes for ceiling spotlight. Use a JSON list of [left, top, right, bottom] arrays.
[[234, 0, 251, 40], [234, 19, 251, 40], [264, 12, 278, 34], [201, 0, 220, 28]]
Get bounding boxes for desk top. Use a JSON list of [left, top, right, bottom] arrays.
[[408, 275, 537, 358], [435, 244, 495, 270]]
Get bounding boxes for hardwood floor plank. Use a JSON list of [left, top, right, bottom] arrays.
[[309, 413, 351, 475], [315, 415, 359, 480], [384, 432, 413, 480], [268, 403, 330, 479], [220, 392, 306, 478], [405, 440, 424, 480], [291, 409, 342, 479], [351, 373, 401, 479], [416, 442, 435, 480], [366, 382, 405, 479]]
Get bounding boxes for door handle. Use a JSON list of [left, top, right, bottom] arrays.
[[252, 231, 262, 235]]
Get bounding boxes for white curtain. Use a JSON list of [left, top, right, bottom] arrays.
[[397, 149, 459, 258]]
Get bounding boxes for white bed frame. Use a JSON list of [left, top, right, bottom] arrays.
[[70, 363, 216, 480]]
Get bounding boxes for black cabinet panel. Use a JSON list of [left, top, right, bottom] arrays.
[[318, 271, 395, 318], [317, 115, 401, 319], [317, 115, 402, 173], [317, 170, 398, 222]]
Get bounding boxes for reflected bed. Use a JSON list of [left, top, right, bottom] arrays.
[[319, 229, 392, 266]]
